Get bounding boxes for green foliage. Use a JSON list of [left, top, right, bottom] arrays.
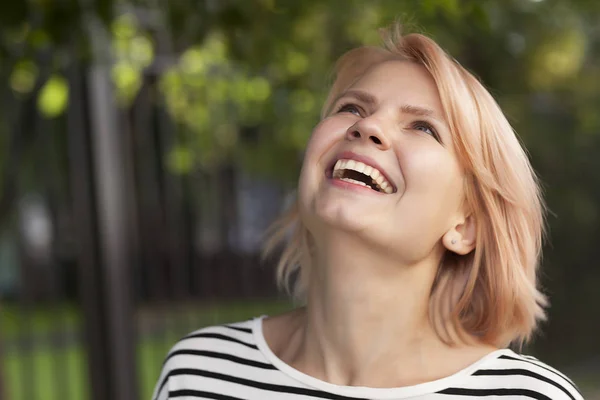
[[159, 32, 273, 168], [529, 23, 586, 89], [9, 59, 38, 94], [111, 13, 155, 105], [37, 74, 69, 118]]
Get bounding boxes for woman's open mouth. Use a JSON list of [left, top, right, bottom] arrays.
[[328, 158, 395, 194]]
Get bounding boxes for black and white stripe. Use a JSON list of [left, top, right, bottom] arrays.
[[152, 318, 584, 400]]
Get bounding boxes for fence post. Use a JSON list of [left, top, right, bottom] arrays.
[[67, 60, 110, 400], [72, 6, 139, 400], [86, 23, 140, 400]]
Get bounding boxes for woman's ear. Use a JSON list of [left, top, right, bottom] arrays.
[[442, 214, 477, 255]]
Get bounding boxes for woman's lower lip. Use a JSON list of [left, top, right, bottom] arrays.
[[328, 177, 382, 193]]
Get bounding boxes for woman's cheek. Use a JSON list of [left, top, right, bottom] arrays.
[[401, 147, 456, 190]]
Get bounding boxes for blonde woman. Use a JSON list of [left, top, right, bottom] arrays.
[[153, 23, 583, 400]]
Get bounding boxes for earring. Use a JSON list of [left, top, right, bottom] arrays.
[[451, 239, 457, 245]]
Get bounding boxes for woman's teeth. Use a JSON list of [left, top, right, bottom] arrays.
[[332, 159, 394, 194]]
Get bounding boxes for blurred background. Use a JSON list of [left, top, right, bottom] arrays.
[[0, 0, 598, 399]]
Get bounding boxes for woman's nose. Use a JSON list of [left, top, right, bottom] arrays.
[[346, 118, 391, 150]]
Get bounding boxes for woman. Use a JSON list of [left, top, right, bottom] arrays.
[[153, 23, 584, 400]]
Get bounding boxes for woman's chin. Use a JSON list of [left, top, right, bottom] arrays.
[[311, 203, 366, 230]]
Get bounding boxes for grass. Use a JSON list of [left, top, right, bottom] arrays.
[[4, 344, 87, 400], [1, 299, 293, 400], [1, 303, 80, 341]]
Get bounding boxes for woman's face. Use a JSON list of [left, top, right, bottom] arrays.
[[298, 60, 467, 263]]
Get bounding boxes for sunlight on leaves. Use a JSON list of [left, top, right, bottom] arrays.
[[247, 77, 271, 102], [110, 12, 155, 105], [159, 32, 274, 170], [111, 61, 142, 105], [183, 105, 209, 132], [10, 60, 38, 94], [37, 75, 69, 118], [167, 146, 195, 175], [530, 27, 585, 89], [112, 13, 137, 40], [181, 47, 208, 75], [285, 49, 309, 76], [129, 36, 154, 68]]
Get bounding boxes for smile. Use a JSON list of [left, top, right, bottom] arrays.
[[331, 158, 395, 194]]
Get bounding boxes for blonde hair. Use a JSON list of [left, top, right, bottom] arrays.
[[263, 23, 548, 348]]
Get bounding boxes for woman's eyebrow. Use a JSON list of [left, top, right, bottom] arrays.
[[400, 104, 446, 126], [334, 89, 378, 107]]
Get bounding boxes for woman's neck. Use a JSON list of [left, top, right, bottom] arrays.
[[266, 231, 497, 388], [291, 232, 448, 386]]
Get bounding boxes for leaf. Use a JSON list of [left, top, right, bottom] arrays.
[[111, 61, 142, 105], [37, 74, 69, 118], [10, 59, 38, 94]]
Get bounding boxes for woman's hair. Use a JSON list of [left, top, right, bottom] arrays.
[[263, 22, 548, 348]]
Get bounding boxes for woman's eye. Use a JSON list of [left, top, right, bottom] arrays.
[[413, 121, 439, 141], [337, 103, 362, 116]]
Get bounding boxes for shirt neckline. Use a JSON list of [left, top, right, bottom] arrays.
[[252, 315, 514, 399]]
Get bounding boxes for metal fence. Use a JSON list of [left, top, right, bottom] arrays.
[[0, 45, 289, 400]]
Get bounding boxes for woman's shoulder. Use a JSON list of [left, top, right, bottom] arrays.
[[163, 318, 261, 365], [465, 349, 585, 400], [152, 317, 267, 400]]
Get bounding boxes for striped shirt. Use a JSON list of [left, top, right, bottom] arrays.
[[152, 316, 583, 400]]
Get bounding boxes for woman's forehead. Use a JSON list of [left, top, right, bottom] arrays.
[[354, 60, 434, 88], [343, 61, 444, 113]]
